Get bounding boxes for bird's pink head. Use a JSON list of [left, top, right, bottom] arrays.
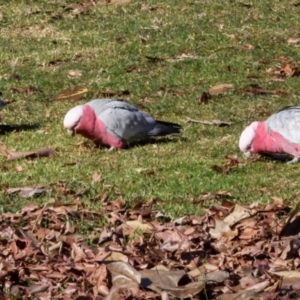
[[238, 121, 259, 157], [63, 105, 84, 136]]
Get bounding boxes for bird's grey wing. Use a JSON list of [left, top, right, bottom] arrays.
[[266, 106, 300, 144], [98, 107, 156, 141], [87, 99, 120, 116]]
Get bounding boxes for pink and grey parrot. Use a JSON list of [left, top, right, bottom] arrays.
[[239, 106, 300, 163], [63, 98, 182, 150]]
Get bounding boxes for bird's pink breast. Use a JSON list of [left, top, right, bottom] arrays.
[[75, 105, 125, 148], [253, 122, 300, 156]]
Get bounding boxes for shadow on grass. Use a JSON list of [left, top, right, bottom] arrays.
[[260, 153, 292, 163], [93, 136, 186, 150], [130, 136, 187, 148], [0, 123, 40, 135]]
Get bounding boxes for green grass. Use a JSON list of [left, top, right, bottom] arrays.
[[1, 0, 300, 215]]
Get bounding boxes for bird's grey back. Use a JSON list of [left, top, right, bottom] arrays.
[[86, 98, 156, 141], [87, 99, 125, 115], [266, 105, 300, 144]]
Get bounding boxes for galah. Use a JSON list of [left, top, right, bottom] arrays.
[[63, 98, 182, 150], [239, 105, 300, 163]]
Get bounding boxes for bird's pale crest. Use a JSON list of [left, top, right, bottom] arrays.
[[239, 121, 259, 156], [63, 105, 84, 129]]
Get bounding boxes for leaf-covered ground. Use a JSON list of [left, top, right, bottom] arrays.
[[1, 198, 300, 299], [2, 0, 300, 298]]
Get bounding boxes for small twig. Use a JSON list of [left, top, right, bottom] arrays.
[[185, 117, 232, 126]]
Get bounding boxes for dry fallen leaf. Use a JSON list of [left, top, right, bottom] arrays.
[[277, 63, 300, 78], [236, 44, 255, 51], [6, 186, 46, 198], [15, 165, 23, 172], [165, 53, 200, 63], [287, 38, 300, 45], [51, 86, 88, 101], [67, 69, 82, 78], [208, 83, 234, 95], [140, 269, 206, 298], [223, 204, 252, 226], [122, 219, 154, 236], [209, 219, 237, 240], [92, 172, 102, 183], [106, 261, 141, 299]]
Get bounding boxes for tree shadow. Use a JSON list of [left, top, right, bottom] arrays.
[[0, 123, 40, 135]]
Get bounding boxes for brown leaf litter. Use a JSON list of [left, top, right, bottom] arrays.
[[0, 196, 300, 299]]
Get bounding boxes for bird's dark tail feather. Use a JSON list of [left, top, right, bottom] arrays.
[[148, 120, 182, 136]]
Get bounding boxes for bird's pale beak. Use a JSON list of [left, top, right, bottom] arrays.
[[244, 151, 252, 158], [67, 129, 74, 136]]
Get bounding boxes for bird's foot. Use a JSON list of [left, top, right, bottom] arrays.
[[107, 146, 116, 152], [287, 157, 300, 164]]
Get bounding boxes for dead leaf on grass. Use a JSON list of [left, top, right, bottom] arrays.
[[51, 87, 88, 101], [135, 168, 155, 176], [15, 165, 23, 172], [277, 63, 300, 77], [209, 83, 234, 95], [92, 172, 102, 183], [67, 70, 82, 78], [287, 38, 300, 45], [236, 44, 255, 51], [139, 35, 148, 44], [165, 53, 200, 63], [6, 186, 46, 198]]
